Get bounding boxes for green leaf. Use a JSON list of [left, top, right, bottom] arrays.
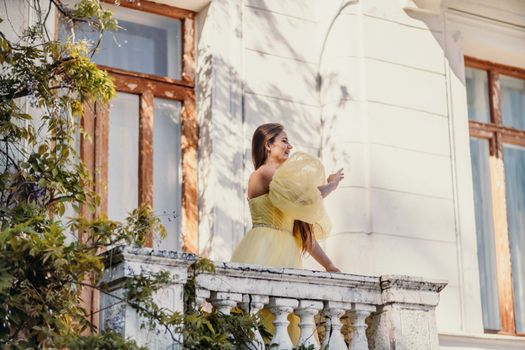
[[38, 144, 48, 155], [0, 267, 14, 292]]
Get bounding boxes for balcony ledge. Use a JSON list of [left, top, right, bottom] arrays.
[[439, 331, 525, 349], [100, 246, 448, 350]]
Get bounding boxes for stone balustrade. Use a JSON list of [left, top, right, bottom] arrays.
[[99, 247, 447, 349]]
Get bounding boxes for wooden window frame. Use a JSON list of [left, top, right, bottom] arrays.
[[466, 56, 525, 336], [80, 0, 198, 253]]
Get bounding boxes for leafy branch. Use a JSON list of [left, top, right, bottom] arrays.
[[0, 1, 269, 349]]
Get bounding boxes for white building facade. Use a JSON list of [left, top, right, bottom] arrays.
[[2, 0, 525, 348], [194, 0, 525, 348]]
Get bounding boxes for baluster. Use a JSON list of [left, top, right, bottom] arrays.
[[196, 289, 211, 312], [322, 301, 350, 350], [210, 292, 242, 315], [269, 297, 299, 350], [240, 294, 269, 350], [348, 304, 375, 350], [296, 300, 323, 349]]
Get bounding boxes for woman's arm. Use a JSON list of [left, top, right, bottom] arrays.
[[309, 239, 341, 272], [318, 182, 337, 198], [317, 168, 344, 198]]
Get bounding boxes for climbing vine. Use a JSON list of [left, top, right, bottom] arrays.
[[0, 1, 262, 348]]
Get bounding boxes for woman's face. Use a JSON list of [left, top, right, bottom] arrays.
[[268, 131, 293, 163]]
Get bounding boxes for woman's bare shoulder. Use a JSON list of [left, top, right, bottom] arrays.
[[248, 165, 275, 199]]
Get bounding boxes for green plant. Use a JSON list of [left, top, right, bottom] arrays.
[[0, 1, 264, 349], [182, 259, 267, 349], [112, 256, 265, 350]]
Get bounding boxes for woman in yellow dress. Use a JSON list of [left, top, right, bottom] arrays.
[[230, 123, 344, 344]]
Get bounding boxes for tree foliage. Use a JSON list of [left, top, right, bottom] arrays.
[[0, 1, 162, 347], [0, 1, 264, 349]]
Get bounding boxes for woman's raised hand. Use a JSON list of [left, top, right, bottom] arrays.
[[327, 168, 344, 189]]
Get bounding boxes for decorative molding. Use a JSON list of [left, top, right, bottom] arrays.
[[147, 0, 210, 13], [403, 0, 445, 15], [446, 0, 525, 30], [439, 331, 525, 348], [380, 275, 448, 293], [446, 8, 525, 39]]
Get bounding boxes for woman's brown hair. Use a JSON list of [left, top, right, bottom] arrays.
[[251, 123, 315, 253], [293, 221, 314, 253], [251, 123, 284, 169]]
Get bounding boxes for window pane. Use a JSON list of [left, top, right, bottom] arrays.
[[503, 144, 525, 332], [466, 68, 491, 123], [153, 99, 182, 251], [501, 75, 525, 130], [73, 4, 182, 79], [108, 93, 139, 221], [470, 138, 501, 330]]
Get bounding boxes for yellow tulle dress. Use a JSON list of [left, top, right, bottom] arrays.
[[230, 152, 331, 344]]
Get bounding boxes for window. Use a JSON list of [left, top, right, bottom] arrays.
[[466, 56, 525, 336], [71, 0, 197, 253]]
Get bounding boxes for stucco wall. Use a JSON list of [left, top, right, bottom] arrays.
[[195, 0, 525, 348], [317, 0, 464, 335]]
